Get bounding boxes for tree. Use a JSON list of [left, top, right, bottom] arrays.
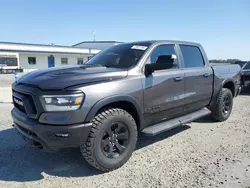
[[209, 59, 242, 64]]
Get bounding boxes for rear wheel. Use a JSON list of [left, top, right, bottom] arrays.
[[210, 88, 233, 122], [80, 108, 138, 172]]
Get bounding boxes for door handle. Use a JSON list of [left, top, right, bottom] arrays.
[[203, 73, 210, 77], [174, 76, 184, 81]]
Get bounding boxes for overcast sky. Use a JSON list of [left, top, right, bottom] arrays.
[[0, 0, 249, 60]]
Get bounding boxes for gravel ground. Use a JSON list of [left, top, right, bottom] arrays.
[[0, 94, 250, 188]]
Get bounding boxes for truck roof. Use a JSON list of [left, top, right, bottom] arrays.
[[124, 40, 201, 46]]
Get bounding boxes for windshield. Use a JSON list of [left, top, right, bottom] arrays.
[[235, 61, 247, 68], [243, 62, 250, 70], [86, 43, 151, 69]]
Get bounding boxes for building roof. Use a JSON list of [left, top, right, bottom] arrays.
[[72, 40, 122, 47], [0, 41, 73, 48], [0, 41, 100, 55], [72, 41, 123, 50]]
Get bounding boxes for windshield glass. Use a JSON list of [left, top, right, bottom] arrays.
[[86, 43, 151, 69], [235, 61, 247, 68], [243, 62, 250, 69]]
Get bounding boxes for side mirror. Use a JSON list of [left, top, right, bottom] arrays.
[[145, 55, 176, 76], [145, 64, 155, 76]]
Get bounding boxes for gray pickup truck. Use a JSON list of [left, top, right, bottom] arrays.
[[11, 40, 241, 172]]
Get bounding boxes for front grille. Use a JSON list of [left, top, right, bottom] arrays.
[[26, 94, 37, 114], [13, 98, 26, 113], [12, 90, 37, 116]]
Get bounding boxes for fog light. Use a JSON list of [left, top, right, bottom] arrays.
[[55, 133, 69, 138]]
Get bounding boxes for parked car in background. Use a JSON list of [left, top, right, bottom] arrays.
[[238, 61, 250, 88], [11, 40, 241, 172]]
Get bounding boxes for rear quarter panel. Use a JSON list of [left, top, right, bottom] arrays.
[[211, 63, 241, 97]]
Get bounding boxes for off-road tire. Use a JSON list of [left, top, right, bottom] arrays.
[[80, 108, 138, 172], [210, 88, 233, 122]]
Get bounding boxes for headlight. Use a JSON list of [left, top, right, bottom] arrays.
[[41, 93, 84, 111]]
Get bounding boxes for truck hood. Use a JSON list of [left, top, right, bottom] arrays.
[[17, 65, 128, 90]]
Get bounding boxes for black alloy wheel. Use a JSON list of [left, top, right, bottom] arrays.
[[81, 108, 138, 172], [222, 94, 232, 115], [210, 88, 233, 122], [101, 122, 129, 159]]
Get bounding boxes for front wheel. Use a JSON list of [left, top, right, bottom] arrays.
[[80, 108, 138, 172], [210, 88, 233, 122]]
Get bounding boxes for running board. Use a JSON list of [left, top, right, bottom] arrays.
[[141, 108, 211, 136]]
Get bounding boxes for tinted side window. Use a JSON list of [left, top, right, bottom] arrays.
[[0, 57, 18, 66], [28, 57, 36, 65], [180, 45, 204, 68], [150, 45, 178, 68]]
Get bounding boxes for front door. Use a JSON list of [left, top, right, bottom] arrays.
[[48, 55, 55, 68], [143, 44, 185, 126]]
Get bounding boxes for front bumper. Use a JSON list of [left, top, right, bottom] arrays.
[[11, 108, 92, 152]]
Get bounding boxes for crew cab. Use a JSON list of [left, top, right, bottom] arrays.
[[11, 40, 241, 172]]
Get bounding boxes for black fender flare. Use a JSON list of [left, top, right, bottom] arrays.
[[85, 95, 144, 130], [209, 78, 236, 108], [221, 78, 235, 87], [221, 78, 236, 96]]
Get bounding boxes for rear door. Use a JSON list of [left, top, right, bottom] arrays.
[[143, 44, 185, 125], [179, 45, 213, 113]]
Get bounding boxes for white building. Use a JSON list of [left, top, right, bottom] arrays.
[[0, 42, 101, 72]]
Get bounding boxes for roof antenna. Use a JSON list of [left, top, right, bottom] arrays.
[[92, 30, 96, 41]]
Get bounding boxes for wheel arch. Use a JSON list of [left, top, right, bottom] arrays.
[[222, 79, 235, 97], [85, 95, 144, 130]]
